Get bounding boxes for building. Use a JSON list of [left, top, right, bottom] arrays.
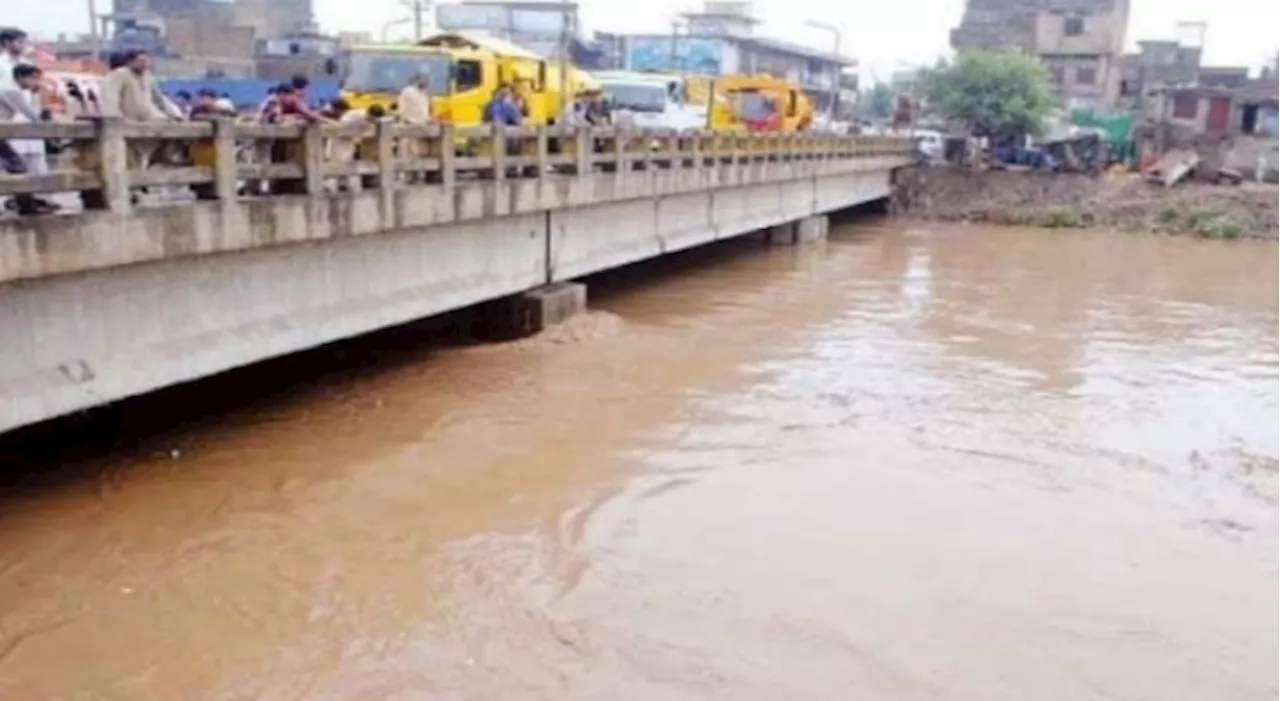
[[235, 0, 316, 38], [1116, 38, 1201, 110], [1116, 24, 1256, 116], [436, 1, 579, 59], [596, 2, 852, 114], [1137, 79, 1279, 179], [60, 0, 312, 77], [254, 31, 342, 80], [951, 0, 1131, 109]]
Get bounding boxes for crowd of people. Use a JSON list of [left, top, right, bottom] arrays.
[[3, 23, 625, 215]]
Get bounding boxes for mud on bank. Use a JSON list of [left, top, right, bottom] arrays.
[[892, 167, 1280, 240]]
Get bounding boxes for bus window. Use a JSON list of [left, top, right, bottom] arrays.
[[787, 90, 798, 117], [454, 59, 483, 92]]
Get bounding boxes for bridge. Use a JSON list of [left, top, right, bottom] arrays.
[[0, 120, 914, 433]]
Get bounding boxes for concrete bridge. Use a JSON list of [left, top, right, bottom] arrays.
[[0, 120, 914, 433]]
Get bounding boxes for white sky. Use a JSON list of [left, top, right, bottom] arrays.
[[13, 0, 1280, 80]]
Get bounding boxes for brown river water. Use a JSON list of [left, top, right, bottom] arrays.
[[1, 220, 1276, 700]]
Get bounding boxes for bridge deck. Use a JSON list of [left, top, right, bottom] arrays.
[[0, 122, 914, 432]]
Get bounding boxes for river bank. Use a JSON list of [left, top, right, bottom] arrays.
[[892, 166, 1280, 240]]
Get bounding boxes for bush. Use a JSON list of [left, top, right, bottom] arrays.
[[1192, 214, 1247, 239], [1031, 205, 1082, 228]]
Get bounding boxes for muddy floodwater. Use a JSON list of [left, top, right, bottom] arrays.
[[1, 221, 1276, 700]]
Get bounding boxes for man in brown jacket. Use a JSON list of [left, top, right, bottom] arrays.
[[98, 50, 183, 168]]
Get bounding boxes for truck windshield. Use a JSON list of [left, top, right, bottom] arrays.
[[601, 83, 668, 113], [343, 51, 452, 95], [733, 91, 777, 121]]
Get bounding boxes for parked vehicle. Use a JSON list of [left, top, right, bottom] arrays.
[[692, 74, 813, 132], [594, 71, 710, 130], [337, 32, 597, 127]]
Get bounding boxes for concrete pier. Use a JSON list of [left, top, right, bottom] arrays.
[[473, 283, 588, 340], [764, 215, 830, 246]]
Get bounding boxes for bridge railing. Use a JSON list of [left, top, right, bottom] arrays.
[[0, 120, 916, 214]]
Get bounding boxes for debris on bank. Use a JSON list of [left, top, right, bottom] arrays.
[[892, 167, 1279, 240]]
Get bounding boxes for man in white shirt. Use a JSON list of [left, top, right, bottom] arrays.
[[397, 73, 432, 125], [0, 28, 56, 213], [1, 63, 48, 214], [397, 73, 432, 182]]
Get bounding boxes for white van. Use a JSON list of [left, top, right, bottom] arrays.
[[594, 71, 709, 131]]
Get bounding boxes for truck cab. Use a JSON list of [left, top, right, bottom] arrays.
[[594, 71, 710, 131]]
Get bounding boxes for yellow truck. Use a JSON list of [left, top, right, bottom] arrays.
[[337, 32, 597, 127], [689, 74, 813, 132]]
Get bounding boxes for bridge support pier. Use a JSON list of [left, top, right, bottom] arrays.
[[764, 215, 830, 246], [473, 282, 587, 340]]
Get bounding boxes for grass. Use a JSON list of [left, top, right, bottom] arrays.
[[1030, 205, 1083, 228], [1191, 213, 1247, 239]]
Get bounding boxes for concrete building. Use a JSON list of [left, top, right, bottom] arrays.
[[235, 0, 316, 37], [1137, 79, 1279, 179], [70, 0, 312, 77], [1115, 26, 1255, 116], [254, 31, 342, 81], [951, 0, 1131, 109], [596, 2, 851, 114]]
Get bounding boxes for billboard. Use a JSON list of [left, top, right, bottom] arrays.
[[627, 37, 724, 74]]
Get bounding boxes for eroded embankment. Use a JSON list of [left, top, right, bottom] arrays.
[[893, 167, 1279, 239]]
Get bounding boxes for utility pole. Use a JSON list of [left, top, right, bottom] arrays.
[[805, 20, 843, 125], [670, 19, 680, 75], [87, 0, 102, 63], [403, 0, 433, 41], [558, 3, 570, 122]]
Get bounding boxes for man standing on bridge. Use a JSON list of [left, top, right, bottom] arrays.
[[398, 73, 432, 183], [1, 62, 52, 215], [1, 27, 58, 214]]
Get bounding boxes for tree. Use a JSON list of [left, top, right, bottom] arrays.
[[858, 82, 895, 122], [918, 52, 1054, 140]]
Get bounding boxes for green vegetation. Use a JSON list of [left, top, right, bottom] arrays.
[[1031, 206, 1083, 228], [918, 52, 1054, 140], [1191, 213, 1247, 239], [1161, 208, 1249, 239]]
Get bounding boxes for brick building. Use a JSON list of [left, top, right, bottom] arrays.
[[951, 0, 1131, 109]]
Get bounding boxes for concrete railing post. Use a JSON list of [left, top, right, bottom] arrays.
[[492, 125, 507, 181], [536, 126, 550, 180], [211, 118, 238, 201], [613, 130, 627, 173], [301, 123, 326, 195], [375, 119, 396, 190], [95, 118, 130, 213], [438, 124, 456, 189], [574, 127, 592, 175]]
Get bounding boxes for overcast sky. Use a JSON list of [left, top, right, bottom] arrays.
[[13, 0, 1280, 80]]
